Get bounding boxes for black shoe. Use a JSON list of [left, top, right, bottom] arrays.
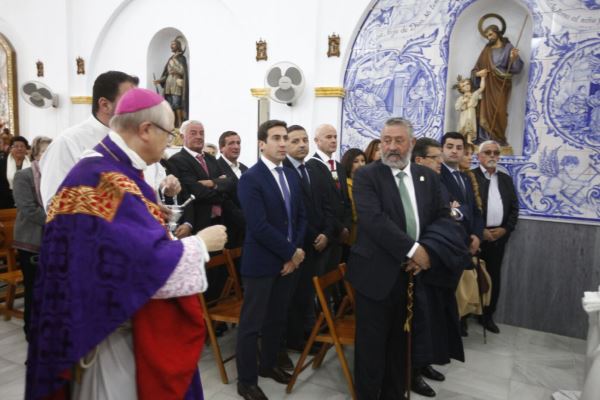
[[237, 382, 268, 400], [258, 366, 292, 384], [421, 365, 445, 382], [277, 351, 294, 371], [460, 317, 468, 337], [287, 341, 322, 356], [479, 315, 500, 334], [411, 374, 436, 397], [215, 322, 228, 337]]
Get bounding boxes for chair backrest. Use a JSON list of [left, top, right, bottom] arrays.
[[204, 247, 242, 303], [0, 218, 17, 272], [0, 208, 17, 223], [313, 264, 352, 329]]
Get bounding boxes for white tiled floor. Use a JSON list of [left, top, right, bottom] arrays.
[[0, 315, 586, 400]]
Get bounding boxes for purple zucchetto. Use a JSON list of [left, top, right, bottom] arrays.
[[114, 88, 164, 115]]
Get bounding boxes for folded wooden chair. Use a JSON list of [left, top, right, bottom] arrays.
[[0, 209, 24, 320], [198, 247, 243, 384], [286, 263, 356, 400]]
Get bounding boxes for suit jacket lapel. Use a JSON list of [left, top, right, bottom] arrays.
[[219, 158, 238, 182], [378, 163, 405, 226], [411, 164, 427, 231], [181, 149, 208, 179], [258, 160, 287, 214], [442, 164, 464, 203]]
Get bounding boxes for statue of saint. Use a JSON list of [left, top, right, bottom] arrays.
[[154, 37, 188, 127], [454, 71, 486, 144], [472, 16, 523, 146]]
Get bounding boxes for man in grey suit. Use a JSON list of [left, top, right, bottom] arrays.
[[347, 117, 449, 399]]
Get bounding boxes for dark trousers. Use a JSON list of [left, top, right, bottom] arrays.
[[285, 246, 332, 348], [355, 275, 408, 400], [480, 237, 508, 315], [236, 272, 296, 385], [17, 249, 37, 340]]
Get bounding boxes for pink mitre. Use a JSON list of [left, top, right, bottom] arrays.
[[115, 88, 164, 115]]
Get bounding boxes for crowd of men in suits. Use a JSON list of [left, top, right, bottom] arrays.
[[17, 71, 519, 400], [163, 114, 518, 400]]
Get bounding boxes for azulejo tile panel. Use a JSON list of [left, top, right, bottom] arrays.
[[341, 0, 600, 224]]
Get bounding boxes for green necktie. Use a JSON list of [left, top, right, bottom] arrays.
[[396, 171, 417, 240]]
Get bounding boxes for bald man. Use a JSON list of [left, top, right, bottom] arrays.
[[306, 124, 352, 275]]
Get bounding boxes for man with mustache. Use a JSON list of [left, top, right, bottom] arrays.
[[472, 24, 523, 145], [347, 117, 449, 399], [471, 140, 519, 333]]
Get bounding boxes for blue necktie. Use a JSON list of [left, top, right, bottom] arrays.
[[275, 167, 293, 241], [453, 170, 466, 198], [298, 164, 310, 192]]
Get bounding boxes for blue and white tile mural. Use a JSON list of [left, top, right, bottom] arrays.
[[341, 0, 600, 224]]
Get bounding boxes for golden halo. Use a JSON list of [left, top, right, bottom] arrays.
[[478, 13, 506, 38]]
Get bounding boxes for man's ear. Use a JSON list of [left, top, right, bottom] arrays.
[[137, 121, 153, 142], [97, 97, 112, 115]]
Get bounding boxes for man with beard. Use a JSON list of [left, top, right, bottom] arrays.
[[471, 140, 519, 333], [347, 117, 448, 399], [472, 24, 523, 145]]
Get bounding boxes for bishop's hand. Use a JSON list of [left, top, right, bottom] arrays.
[[197, 225, 227, 252]]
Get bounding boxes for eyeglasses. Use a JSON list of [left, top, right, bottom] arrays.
[[482, 150, 501, 156], [424, 154, 443, 160], [151, 122, 177, 144]]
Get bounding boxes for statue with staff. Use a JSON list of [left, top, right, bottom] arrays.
[[472, 14, 527, 146], [154, 36, 189, 128]]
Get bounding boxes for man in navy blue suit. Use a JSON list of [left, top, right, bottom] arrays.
[[348, 117, 448, 400], [440, 132, 483, 255], [235, 120, 307, 400]]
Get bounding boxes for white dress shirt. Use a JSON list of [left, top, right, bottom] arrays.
[[40, 115, 109, 208], [389, 162, 421, 258], [223, 156, 242, 179], [480, 165, 504, 227], [261, 155, 290, 201]]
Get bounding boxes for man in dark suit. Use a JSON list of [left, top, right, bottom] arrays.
[[440, 132, 483, 254], [235, 120, 307, 400], [169, 120, 237, 308], [410, 136, 476, 397], [282, 125, 336, 363], [348, 117, 448, 400], [168, 120, 236, 235], [216, 130, 248, 248], [472, 140, 519, 334], [306, 123, 352, 273]]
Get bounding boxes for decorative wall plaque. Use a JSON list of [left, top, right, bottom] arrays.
[[256, 39, 267, 61], [36, 60, 44, 77], [76, 57, 85, 75], [328, 34, 340, 57]]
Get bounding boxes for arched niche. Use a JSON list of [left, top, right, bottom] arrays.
[[444, 0, 532, 154], [147, 28, 189, 127], [147, 28, 189, 92]]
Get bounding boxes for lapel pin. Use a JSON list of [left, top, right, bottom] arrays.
[[420, 176, 425, 182]]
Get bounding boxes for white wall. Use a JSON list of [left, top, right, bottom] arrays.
[[0, 0, 71, 138], [0, 0, 371, 165]]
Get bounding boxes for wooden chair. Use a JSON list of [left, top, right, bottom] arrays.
[[286, 263, 356, 400], [199, 247, 243, 384], [0, 209, 24, 320]]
